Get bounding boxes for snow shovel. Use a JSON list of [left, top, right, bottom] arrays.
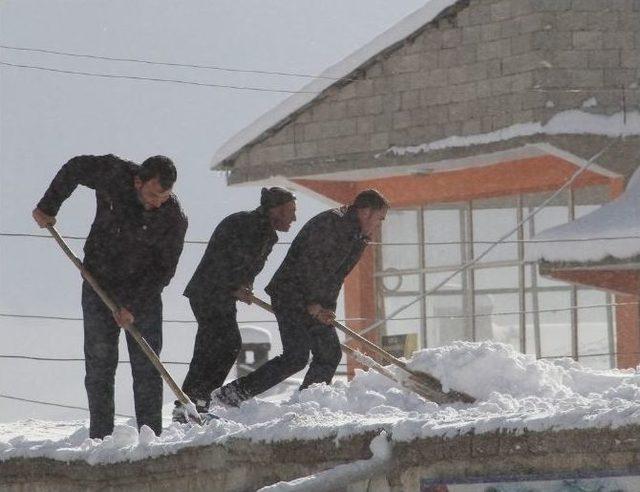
[[246, 293, 474, 404], [330, 315, 475, 404], [46, 225, 202, 425]]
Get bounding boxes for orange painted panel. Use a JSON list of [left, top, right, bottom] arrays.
[[547, 270, 640, 297], [615, 294, 640, 369], [344, 247, 378, 377], [294, 156, 611, 207]]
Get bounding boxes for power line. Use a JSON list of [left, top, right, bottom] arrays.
[[0, 393, 132, 418], [0, 60, 320, 94], [3, 231, 640, 246], [1, 232, 89, 241], [539, 351, 640, 361], [0, 312, 365, 324], [0, 44, 349, 81], [373, 236, 640, 246], [1, 301, 637, 325], [4, 46, 639, 94], [0, 353, 349, 369], [0, 349, 636, 368], [0, 354, 188, 366], [3, 45, 636, 95]]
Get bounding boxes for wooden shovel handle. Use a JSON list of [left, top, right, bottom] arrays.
[[247, 292, 475, 404], [46, 225, 201, 423]]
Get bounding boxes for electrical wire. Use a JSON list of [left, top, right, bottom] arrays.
[[0, 354, 188, 365], [0, 354, 349, 369], [3, 45, 637, 93], [3, 231, 640, 246], [0, 60, 320, 94], [0, 349, 635, 367], [1, 301, 637, 326], [0, 44, 350, 81], [0, 393, 133, 418], [0, 312, 365, 324]]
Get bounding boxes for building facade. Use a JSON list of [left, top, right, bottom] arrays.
[[212, 0, 640, 370]]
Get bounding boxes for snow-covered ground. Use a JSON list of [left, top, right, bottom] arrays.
[[1, 341, 640, 466]]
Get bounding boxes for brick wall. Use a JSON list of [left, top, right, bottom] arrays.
[[231, 0, 639, 176]]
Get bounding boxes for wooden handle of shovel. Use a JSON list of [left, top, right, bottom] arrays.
[[247, 291, 475, 404], [247, 293, 435, 399], [46, 225, 202, 423]]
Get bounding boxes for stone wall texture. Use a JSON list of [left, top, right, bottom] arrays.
[[222, 0, 639, 184]]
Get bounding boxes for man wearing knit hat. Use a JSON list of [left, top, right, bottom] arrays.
[[215, 189, 389, 408], [173, 187, 296, 420]]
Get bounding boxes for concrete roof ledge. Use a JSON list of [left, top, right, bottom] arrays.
[[3, 425, 640, 491]]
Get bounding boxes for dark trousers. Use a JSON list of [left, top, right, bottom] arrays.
[[81, 282, 163, 439], [220, 296, 341, 403], [181, 296, 240, 408]]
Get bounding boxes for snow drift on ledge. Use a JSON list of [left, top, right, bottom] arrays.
[[1, 341, 639, 465], [527, 165, 640, 263]]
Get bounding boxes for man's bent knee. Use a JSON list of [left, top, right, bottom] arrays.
[[287, 353, 310, 373]]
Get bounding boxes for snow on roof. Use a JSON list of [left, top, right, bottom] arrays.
[[210, 0, 459, 170], [382, 110, 640, 157], [2, 341, 640, 465], [527, 166, 640, 264]]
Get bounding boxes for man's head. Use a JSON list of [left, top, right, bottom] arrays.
[[134, 156, 177, 210], [351, 189, 389, 237], [261, 187, 297, 232]]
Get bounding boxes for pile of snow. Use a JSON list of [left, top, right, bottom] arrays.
[[2, 341, 640, 465], [527, 166, 640, 263]]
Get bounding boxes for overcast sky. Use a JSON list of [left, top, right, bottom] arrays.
[[0, 0, 429, 423]]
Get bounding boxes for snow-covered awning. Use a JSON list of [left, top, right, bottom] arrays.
[[528, 166, 640, 265]]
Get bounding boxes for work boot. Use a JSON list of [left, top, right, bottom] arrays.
[[212, 385, 247, 408], [172, 402, 189, 424], [172, 399, 209, 424]]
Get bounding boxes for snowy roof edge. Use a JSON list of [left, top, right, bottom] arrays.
[[209, 0, 460, 170], [527, 166, 640, 264]]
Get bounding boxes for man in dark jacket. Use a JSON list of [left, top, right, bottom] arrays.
[[32, 154, 188, 439], [215, 189, 388, 406], [174, 187, 296, 419]]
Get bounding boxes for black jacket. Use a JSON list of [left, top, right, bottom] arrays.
[[37, 154, 188, 310], [266, 207, 368, 309], [184, 208, 278, 303]]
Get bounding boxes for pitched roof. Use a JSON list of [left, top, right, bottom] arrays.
[[210, 0, 461, 170]]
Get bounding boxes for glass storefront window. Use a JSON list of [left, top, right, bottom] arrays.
[[525, 293, 538, 356], [577, 289, 613, 369], [425, 270, 465, 291], [425, 293, 468, 347], [381, 209, 419, 271], [475, 292, 520, 350], [424, 208, 462, 267], [538, 290, 572, 358], [472, 198, 518, 263], [376, 186, 615, 367], [475, 266, 519, 291], [382, 296, 421, 340], [379, 272, 420, 295]]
